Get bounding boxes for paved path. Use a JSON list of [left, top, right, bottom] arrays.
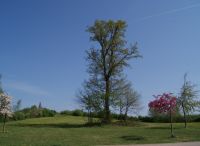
[[106, 142, 200, 146]]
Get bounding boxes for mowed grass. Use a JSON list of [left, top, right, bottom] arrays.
[[0, 115, 200, 146]]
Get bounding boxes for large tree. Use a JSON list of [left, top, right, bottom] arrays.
[[86, 20, 141, 123], [178, 74, 199, 128]]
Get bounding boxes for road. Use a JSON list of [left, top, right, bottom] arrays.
[[106, 142, 200, 146]]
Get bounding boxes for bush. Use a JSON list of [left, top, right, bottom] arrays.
[[138, 116, 154, 122], [13, 112, 25, 121], [42, 108, 56, 117], [0, 115, 3, 122], [60, 110, 73, 115], [10, 105, 57, 121], [188, 115, 200, 122], [72, 109, 84, 116]]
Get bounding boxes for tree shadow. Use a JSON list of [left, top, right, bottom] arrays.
[[15, 122, 102, 129], [148, 126, 169, 130], [148, 126, 181, 130], [121, 135, 145, 141]]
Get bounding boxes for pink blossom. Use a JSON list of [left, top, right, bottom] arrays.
[[149, 93, 177, 114]]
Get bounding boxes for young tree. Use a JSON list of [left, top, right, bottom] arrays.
[[13, 99, 22, 112], [86, 20, 141, 123], [78, 78, 104, 123], [178, 74, 199, 128], [113, 79, 140, 122], [149, 93, 177, 137], [0, 93, 12, 132], [0, 75, 12, 132], [123, 89, 140, 122], [38, 102, 42, 109]]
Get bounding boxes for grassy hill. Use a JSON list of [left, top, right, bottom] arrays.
[[0, 115, 200, 146]]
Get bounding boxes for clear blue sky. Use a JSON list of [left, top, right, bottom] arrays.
[[1, 0, 200, 115]]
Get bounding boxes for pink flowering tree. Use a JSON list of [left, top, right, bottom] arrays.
[[149, 93, 177, 137]]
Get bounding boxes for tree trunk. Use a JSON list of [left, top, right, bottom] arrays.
[[119, 99, 123, 120], [103, 79, 111, 124], [3, 114, 6, 133], [87, 109, 90, 123], [170, 110, 174, 138], [182, 102, 187, 128], [124, 109, 128, 125]]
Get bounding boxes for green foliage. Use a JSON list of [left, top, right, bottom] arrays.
[[41, 108, 56, 117], [60, 110, 73, 115], [72, 109, 84, 116], [12, 112, 25, 121], [138, 114, 200, 123]]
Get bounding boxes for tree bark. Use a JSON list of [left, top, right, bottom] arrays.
[[119, 100, 123, 120], [170, 109, 174, 138], [124, 109, 128, 125], [182, 102, 187, 128], [3, 114, 6, 133], [88, 109, 93, 123], [103, 78, 111, 123]]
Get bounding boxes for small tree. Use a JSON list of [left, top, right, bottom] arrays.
[[114, 79, 140, 122], [178, 73, 199, 128], [149, 93, 177, 137], [78, 78, 105, 123], [0, 93, 12, 132], [13, 99, 22, 112], [38, 102, 42, 109]]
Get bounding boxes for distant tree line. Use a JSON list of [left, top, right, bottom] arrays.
[[60, 109, 139, 121], [59, 109, 200, 123], [138, 114, 200, 123], [12, 105, 57, 121], [0, 101, 57, 122]]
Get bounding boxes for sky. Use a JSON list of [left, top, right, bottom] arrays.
[[0, 0, 200, 115]]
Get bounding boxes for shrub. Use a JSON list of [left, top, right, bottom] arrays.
[[10, 105, 57, 121], [72, 109, 84, 116], [13, 112, 25, 120], [60, 110, 73, 115], [42, 108, 56, 117]]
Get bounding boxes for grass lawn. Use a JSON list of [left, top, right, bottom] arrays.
[[0, 115, 200, 146]]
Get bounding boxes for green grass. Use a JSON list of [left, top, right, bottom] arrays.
[[0, 115, 200, 146]]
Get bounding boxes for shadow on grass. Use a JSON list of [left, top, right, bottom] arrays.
[[121, 135, 145, 141], [112, 120, 144, 127], [148, 126, 182, 130], [14, 122, 102, 129]]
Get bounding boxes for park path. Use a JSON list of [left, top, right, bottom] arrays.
[[105, 142, 200, 146]]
